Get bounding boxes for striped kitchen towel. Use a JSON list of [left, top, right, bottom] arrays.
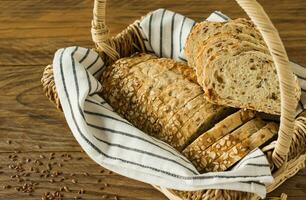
[[52, 9, 305, 199]]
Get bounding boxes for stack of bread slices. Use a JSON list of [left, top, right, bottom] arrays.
[[185, 18, 301, 115]]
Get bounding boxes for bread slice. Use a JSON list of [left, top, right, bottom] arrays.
[[185, 18, 265, 69], [183, 117, 266, 172], [206, 122, 279, 172], [182, 109, 256, 162], [202, 50, 301, 115], [194, 35, 269, 88]]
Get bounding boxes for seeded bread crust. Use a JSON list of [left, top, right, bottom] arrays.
[[182, 109, 256, 165], [183, 117, 266, 172], [101, 53, 157, 117], [206, 122, 279, 172]]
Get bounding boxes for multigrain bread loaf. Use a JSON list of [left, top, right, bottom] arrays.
[[185, 18, 301, 115], [100, 53, 233, 151], [183, 117, 266, 172]]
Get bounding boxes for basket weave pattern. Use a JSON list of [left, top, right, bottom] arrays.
[[41, 0, 306, 199]]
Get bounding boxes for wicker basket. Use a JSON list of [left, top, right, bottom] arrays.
[[41, 0, 306, 199]]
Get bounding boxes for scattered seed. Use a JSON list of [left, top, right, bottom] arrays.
[[71, 179, 77, 184], [58, 163, 63, 167], [35, 160, 43, 166], [70, 173, 75, 177], [63, 186, 70, 192], [36, 145, 41, 149], [49, 179, 54, 183], [47, 163, 52, 170], [11, 175, 17, 178], [83, 172, 89, 176], [7, 140, 12, 144], [39, 155, 45, 159], [26, 158, 31, 163]]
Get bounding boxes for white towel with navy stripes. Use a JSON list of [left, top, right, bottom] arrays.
[[52, 9, 306, 199]]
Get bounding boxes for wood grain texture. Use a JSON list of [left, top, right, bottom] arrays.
[[0, 0, 304, 199]]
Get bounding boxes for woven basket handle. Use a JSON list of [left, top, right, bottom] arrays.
[[91, 0, 298, 168], [91, 0, 120, 60], [235, 0, 297, 167]]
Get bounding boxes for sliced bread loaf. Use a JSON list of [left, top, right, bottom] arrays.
[[101, 54, 233, 150]]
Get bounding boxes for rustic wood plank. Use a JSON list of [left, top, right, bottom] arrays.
[[0, 0, 305, 199]]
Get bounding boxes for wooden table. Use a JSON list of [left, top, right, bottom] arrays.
[[0, 0, 305, 199]]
